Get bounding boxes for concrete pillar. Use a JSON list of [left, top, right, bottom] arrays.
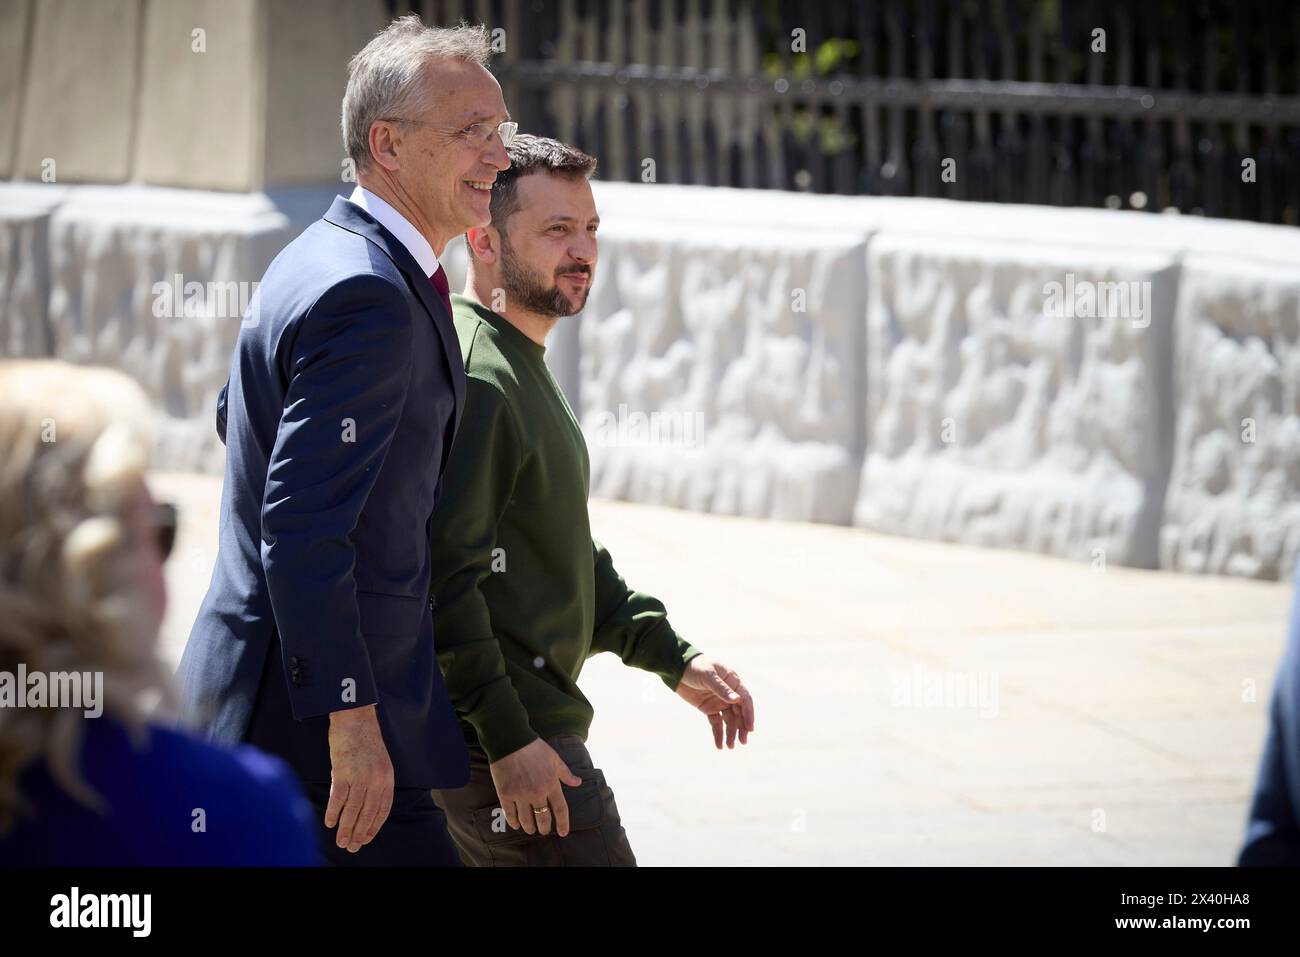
[[11, 0, 386, 190], [14, 0, 143, 184], [0, 0, 34, 179]]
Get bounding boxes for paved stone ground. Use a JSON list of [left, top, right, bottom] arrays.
[[151, 471, 1294, 866]]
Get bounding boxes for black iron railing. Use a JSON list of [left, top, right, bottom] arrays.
[[393, 0, 1300, 225]]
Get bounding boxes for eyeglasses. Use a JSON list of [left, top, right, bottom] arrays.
[[151, 502, 177, 561], [383, 117, 518, 148]]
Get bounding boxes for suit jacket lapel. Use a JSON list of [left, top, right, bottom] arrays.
[[323, 196, 467, 455]]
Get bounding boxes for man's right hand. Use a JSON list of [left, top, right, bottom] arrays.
[[489, 738, 582, 837], [324, 703, 394, 853]]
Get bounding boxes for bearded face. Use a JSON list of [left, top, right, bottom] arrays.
[[492, 171, 598, 319], [498, 230, 592, 318]]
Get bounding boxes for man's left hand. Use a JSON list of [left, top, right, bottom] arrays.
[[674, 657, 755, 749]]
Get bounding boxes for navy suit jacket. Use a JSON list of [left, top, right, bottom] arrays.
[[178, 196, 469, 789]]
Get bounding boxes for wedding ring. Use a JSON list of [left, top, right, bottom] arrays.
[[532, 806, 551, 816]]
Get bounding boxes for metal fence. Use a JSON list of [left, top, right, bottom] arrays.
[[393, 0, 1300, 225]]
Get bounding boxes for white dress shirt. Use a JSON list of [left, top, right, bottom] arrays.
[[346, 185, 441, 279]]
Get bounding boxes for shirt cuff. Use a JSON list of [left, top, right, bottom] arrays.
[[467, 694, 540, 763], [656, 632, 703, 692]]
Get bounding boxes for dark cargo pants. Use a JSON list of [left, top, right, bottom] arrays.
[[432, 734, 636, 867]]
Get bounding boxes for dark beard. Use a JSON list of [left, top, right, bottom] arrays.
[[499, 235, 590, 318]]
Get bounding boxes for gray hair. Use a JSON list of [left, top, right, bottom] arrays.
[[342, 16, 493, 173]]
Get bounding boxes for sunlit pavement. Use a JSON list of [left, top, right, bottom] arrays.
[[151, 470, 1293, 866]]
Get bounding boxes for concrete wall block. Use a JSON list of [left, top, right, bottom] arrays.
[[580, 222, 866, 524], [43, 184, 337, 472], [0, 184, 68, 358], [856, 233, 1179, 568], [1161, 256, 1300, 579]]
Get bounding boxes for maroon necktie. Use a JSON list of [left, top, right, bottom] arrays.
[[429, 265, 452, 322]]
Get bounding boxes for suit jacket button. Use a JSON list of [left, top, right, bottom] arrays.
[[289, 656, 300, 667]]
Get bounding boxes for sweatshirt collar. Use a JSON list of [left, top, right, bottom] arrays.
[[453, 294, 548, 360]]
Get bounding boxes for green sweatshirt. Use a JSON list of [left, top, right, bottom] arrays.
[[427, 293, 700, 763]]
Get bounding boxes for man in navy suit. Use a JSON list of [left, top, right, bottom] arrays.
[[178, 16, 513, 865]]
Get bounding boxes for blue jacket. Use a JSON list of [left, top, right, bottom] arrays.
[[178, 196, 469, 789], [0, 717, 320, 866]]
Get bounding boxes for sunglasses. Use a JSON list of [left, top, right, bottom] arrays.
[[151, 502, 178, 561]]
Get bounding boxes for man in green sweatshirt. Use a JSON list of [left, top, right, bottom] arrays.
[[427, 135, 756, 866]]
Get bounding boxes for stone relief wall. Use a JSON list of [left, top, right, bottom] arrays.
[[1162, 256, 1300, 579], [3, 183, 342, 473], [2, 179, 1298, 578], [570, 185, 1300, 579], [857, 235, 1178, 569], [0, 185, 65, 358], [577, 221, 866, 524]]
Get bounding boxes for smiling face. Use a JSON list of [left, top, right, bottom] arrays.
[[497, 171, 599, 318], [368, 59, 511, 249]]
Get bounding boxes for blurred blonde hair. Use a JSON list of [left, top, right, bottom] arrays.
[[0, 360, 175, 831]]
